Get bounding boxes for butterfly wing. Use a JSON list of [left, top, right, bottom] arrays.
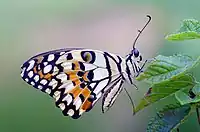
[[102, 76, 124, 113], [21, 48, 125, 119]]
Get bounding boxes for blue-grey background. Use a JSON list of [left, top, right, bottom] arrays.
[[1, 0, 200, 132]]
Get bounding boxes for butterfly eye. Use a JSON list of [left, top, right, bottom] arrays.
[[133, 49, 139, 57], [81, 51, 95, 63]]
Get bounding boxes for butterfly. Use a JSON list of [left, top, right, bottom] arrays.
[[20, 15, 151, 119]]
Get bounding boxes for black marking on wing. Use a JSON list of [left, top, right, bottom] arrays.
[[125, 59, 133, 84], [102, 76, 123, 113], [28, 48, 83, 61]]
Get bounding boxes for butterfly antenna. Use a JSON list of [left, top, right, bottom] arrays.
[[124, 88, 136, 115], [133, 15, 152, 49]]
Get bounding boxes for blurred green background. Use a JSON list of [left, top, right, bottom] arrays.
[[1, 0, 200, 132]]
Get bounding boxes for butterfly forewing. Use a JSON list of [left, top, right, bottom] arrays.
[[21, 48, 126, 119]]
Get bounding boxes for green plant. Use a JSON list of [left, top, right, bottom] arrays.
[[135, 19, 200, 132]]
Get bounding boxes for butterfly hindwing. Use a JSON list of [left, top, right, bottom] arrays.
[[102, 77, 124, 113], [21, 48, 124, 119]]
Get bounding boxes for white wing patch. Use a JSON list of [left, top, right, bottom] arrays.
[[61, 62, 72, 71], [84, 63, 97, 71], [26, 60, 35, 71], [92, 68, 109, 81], [102, 79, 124, 113], [93, 52, 107, 68], [93, 79, 109, 94]]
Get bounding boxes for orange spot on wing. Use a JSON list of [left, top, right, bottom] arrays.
[[80, 87, 92, 111], [70, 86, 82, 99], [65, 71, 76, 74], [73, 61, 80, 70], [67, 71, 82, 84], [81, 100, 92, 111], [69, 74, 78, 80], [44, 73, 52, 80], [33, 66, 37, 73], [34, 67, 51, 80], [83, 72, 89, 81], [81, 87, 91, 98], [38, 71, 44, 78], [73, 79, 82, 86]]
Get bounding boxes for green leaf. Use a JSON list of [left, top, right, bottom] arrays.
[[166, 31, 200, 41], [179, 19, 200, 32], [192, 83, 200, 95], [175, 84, 200, 105], [134, 75, 195, 113], [146, 104, 192, 132], [165, 19, 200, 41], [136, 55, 200, 84]]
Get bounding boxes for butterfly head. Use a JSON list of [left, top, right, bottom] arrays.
[[126, 48, 143, 66], [131, 48, 142, 62], [126, 48, 143, 68], [125, 48, 143, 84]]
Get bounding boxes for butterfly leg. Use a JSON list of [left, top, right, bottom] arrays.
[[196, 108, 200, 125], [124, 88, 135, 115], [136, 58, 154, 77]]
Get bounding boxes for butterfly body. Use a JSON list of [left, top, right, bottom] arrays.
[[21, 48, 142, 119], [20, 15, 151, 119]]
